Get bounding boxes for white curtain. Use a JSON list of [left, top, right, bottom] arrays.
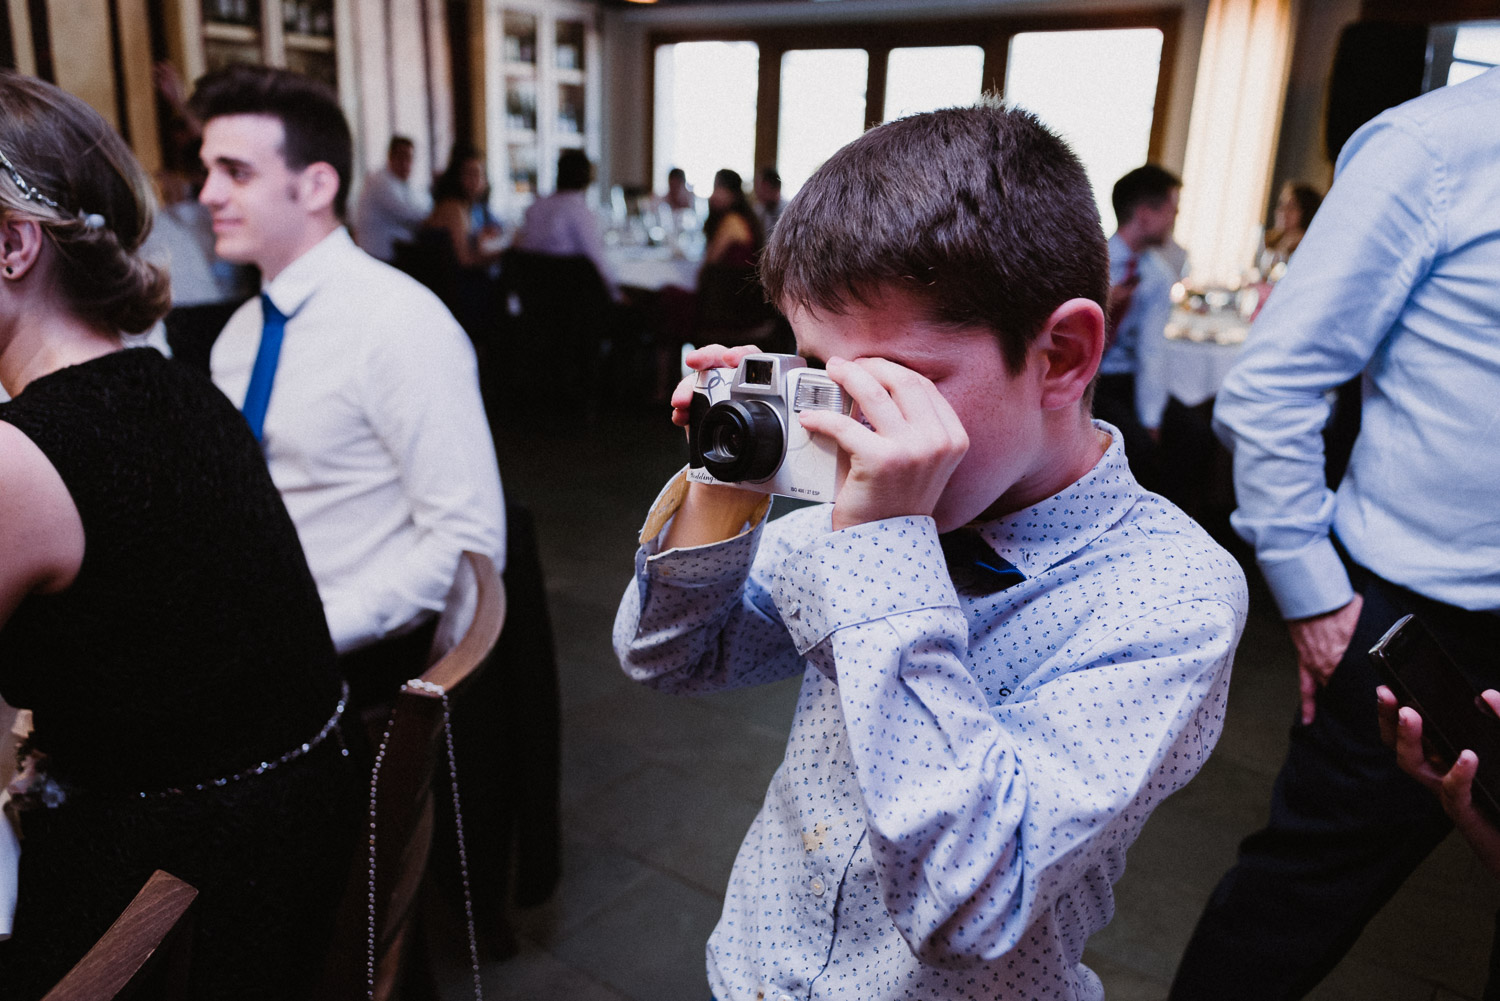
[[1177, 0, 1296, 286]]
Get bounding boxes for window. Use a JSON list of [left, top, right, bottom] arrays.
[[883, 46, 985, 121], [777, 49, 869, 196], [1004, 28, 1164, 232], [652, 41, 759, 198]]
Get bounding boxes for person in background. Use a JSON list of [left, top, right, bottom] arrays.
[[354, 135, 431, 263], [753, 165, 784, 236], [192, 65, 504, 706], [701, 167, 763, 268], [1095, 163, 1181, 490], [1257, 180, 1323, 278], [424, 142, 504, 273], [0, 70, 360, 1000], [1170, 66, 1500, 1001], [662, 165, 693, 212], [513, 148, 619, 300], [615, 102, 1245, 1001]]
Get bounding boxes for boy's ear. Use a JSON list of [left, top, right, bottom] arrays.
[[1031, 297, 1105, 411]]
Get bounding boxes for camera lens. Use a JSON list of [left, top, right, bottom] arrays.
[[700, 400, 783, 482]]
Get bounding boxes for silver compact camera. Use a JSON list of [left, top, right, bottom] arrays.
[[687, 353, 849, 502]]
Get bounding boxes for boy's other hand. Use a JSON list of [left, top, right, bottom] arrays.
[[798, 356, 968, 532], [670, 343, 763, 429]]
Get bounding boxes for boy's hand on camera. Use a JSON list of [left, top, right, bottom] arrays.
[[670, 343, 763, 429], [798, 356, 967, 532]]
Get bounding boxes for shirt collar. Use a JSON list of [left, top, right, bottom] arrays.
[[262, 226, 355, 319], [971, 421, 1140, 579]]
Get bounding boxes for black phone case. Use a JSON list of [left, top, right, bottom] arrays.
[[1370, 613, 1500, 822]]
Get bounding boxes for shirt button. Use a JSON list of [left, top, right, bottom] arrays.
[[810, 877, 825, 895]]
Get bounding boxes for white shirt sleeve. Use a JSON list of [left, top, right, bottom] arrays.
[[321, 317, 505, 650]]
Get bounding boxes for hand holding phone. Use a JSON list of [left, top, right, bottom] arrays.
[[1371, 614, 1500, 821]]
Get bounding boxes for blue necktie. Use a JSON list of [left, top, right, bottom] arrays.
[[939, 528, 1027, 596], [242, 293, 286, 442]]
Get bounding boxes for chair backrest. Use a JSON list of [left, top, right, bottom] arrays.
[[695, 261, 777, 344], [42, 870, 198, 1001], [392, 229, 463, 308], [317, 551, 505, 1001]]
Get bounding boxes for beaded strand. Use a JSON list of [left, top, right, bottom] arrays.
[[366, 678, 483, 1000]]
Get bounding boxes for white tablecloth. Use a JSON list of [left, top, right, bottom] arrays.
[[607, 246, 698, 292], [1162, 307, 1247, 406], [1163, 337, 1243, 407]]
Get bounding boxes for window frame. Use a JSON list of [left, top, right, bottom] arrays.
[[645, 8, 1180, 185]]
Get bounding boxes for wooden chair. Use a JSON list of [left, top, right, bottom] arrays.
[[42, 870, 198, 1001], [317, 550, 505, 1001]]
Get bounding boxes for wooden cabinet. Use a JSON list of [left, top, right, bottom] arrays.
[[165, 0, 356, 122], [476, 0, 601, 223]]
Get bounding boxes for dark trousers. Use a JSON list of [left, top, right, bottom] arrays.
[[1170, 560, 1500, 1000], [338, 618, 439, 713]]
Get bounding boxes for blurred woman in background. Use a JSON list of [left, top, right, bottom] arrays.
[[1259, 180, 1323, 277]]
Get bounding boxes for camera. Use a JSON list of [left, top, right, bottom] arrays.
[[687, 353, 849, 502]]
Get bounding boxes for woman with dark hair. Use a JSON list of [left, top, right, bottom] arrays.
[[425, 142, 504, 272], [702, 167, 764, 268], [1259, 180, 1323, 277], [0, 71, 360, 999]]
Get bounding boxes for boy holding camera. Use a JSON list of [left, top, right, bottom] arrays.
[[613, 104, 1247, 1001]]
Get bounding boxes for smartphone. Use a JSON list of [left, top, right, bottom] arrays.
[[1370, 613, 1500, 821]]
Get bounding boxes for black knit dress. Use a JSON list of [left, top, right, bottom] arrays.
[[0, 348, 362, 1000]]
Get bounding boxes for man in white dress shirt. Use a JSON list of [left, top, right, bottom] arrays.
[[191, 65, 504, 701], [353, 135, 431, 263]]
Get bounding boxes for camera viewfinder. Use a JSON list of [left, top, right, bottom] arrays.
[[743, 359, 775, 386]]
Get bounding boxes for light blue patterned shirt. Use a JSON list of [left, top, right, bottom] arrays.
[[614, 426, 1246, 1001], [1214, 66, 1500, 619]]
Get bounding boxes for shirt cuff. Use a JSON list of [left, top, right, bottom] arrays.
[[1259, 537, 1356, 620], [637, 466, 772, 551], [771, 516, 958, 655], [636, 468, 773, 588]]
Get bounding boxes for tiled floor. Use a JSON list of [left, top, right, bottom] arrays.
[[432, 404, 1498, 1001]]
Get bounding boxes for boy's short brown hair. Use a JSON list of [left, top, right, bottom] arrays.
[[760, 101, 1108, 373]]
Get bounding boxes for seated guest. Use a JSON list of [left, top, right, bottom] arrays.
[[423, 143, 504, 272], [660, 165, 694, 211], [753, 165, 784, 236], [701, 167, 763, 269], [1257, 180, 1322, 277], [417, 143, 505, 337], [651, 168, 770, 395], [0, 71, 361, 999], [194, 66, 504, 703], [354, 135, 432, 263], [513, 148, 619, 300]]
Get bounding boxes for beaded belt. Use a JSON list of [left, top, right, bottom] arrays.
[[9, 682, 352, 811], [136, 680, 351, 799]]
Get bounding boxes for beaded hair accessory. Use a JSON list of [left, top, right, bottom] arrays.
[[0, 145, 107, 230]]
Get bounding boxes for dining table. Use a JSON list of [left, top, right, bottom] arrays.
[[1161, 298, 1250, 406], [606, 243, 699, 294]]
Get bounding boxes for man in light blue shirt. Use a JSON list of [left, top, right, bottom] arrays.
[[1172, 67, 1500, 999], [1095, 164, 1180, 490]]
